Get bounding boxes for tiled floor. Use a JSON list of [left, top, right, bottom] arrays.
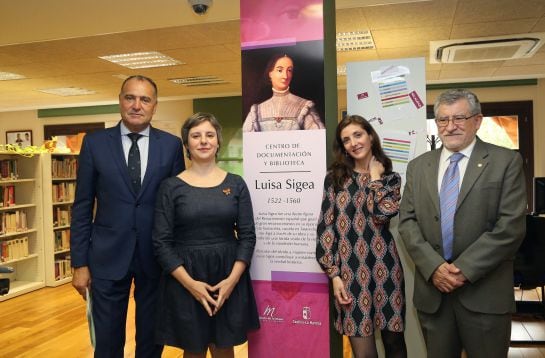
[[510, 287, 545, 357]]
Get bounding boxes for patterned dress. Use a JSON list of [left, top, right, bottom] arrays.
[[316, 171, 405, 337]]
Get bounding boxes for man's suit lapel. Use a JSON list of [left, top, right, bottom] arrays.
[[140, 127, 159, 195], [107, 124, 137, 196], [426, 149, 442, 214], [458, 138, 489, 209]]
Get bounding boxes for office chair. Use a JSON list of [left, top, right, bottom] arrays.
[[513, 215, 545, 315]]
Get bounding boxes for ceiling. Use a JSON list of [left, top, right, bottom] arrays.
[[1, 0, 545, 113]]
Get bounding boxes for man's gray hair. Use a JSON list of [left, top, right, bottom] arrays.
[[433, 89, 481, 118]]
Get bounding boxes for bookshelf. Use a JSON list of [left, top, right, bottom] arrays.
[[0, 152, 45, 302], [42, 153, 77, 287]]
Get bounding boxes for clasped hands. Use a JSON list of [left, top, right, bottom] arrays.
[[431, 262, 467, 293], [186, 277, 237, 316]]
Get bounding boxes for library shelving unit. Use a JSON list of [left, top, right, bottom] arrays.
[[0, 151, 45, 302], [42, 153, 78, 287]]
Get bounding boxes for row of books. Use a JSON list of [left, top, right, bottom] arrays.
[[51, 157, 78, 179], [52, 182, 76, 203], [1, 185, 15, 207], [1, 236, 29, 262], [53, 206, 72, 228], [55, 256, 72, 281], [0, 159, 18, 180], [0, 210, 28, 235], [54, 229, 70, 252]]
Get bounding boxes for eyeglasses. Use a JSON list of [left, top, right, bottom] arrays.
[[435, 113, 478, 127]]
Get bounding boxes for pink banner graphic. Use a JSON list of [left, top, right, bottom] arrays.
[[241, 0, 324, 48], [249, 281, 330, 357]]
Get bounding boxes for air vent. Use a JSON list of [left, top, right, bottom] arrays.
[[430, 33, 545, 64]]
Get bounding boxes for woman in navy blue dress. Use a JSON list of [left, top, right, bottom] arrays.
[[153, 112, 259, 357]]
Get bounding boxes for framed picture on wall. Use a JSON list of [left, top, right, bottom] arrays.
[[6, 130, 32, 147], [339, 108, 347, 121]]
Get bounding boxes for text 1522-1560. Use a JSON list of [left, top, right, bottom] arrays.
[[267, 197, 301, 204]]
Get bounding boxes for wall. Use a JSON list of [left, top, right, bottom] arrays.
[[0, 99, 194, 148], [0, 110, 43, 148], [339, 79, 545, 176]]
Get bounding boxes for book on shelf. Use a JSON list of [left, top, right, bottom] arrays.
[[54, 256, 72, 280], [0, 236, 29, 262], [54, 229, 71, 251], [1, 210, 28, 235], [0, 159, 19, 180], [53, 206, 72, 227], [1, 185, 16, 207], [52, 182, 76, 202], [51, 157, 78, 178]]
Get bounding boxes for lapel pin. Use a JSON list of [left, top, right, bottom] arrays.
[[477, 163, 483, 167], [223, 188, 231, 196]]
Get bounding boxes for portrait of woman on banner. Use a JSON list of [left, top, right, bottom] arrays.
[[242, 53, 325, 132]]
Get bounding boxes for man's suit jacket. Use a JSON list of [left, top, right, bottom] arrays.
[[70, 123, 185, 280], [398, 137, 526, 314]]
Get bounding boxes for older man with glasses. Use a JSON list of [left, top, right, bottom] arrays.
[[399, 88, 527, 357]]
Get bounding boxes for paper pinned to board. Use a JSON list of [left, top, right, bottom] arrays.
[[86, 288, 96, 348]]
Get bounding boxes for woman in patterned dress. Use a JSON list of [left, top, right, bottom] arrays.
[[316, 115, 407, 358]]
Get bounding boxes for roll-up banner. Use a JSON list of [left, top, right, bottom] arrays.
[[241, 1, 329, 357]]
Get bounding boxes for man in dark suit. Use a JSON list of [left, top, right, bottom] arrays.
[[70, 75, 185, 357], [399, 89, 526, 357]]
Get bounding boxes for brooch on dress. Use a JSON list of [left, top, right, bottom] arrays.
[[222, 187, 231, 196]]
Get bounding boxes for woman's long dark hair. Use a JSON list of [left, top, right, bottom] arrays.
[[329, 114, 393, 191]]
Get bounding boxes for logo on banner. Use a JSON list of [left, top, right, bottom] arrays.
[[263, 305, 275, 317], [292, 305, 322, 326], [302, 306, 311, 320], [260, 305, 284, 323]]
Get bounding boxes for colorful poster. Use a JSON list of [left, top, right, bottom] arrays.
[[241, 1, 329, 357], [347, 58, 427, 178]]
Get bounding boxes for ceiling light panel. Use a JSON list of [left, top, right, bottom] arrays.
[[38, 87, 97, 96], [0, 72, 26, 81], [112, 74, 129, 80], [99, 51, 184, 69], [169, 76, 228, 86], [336, 30, 375, 51]]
